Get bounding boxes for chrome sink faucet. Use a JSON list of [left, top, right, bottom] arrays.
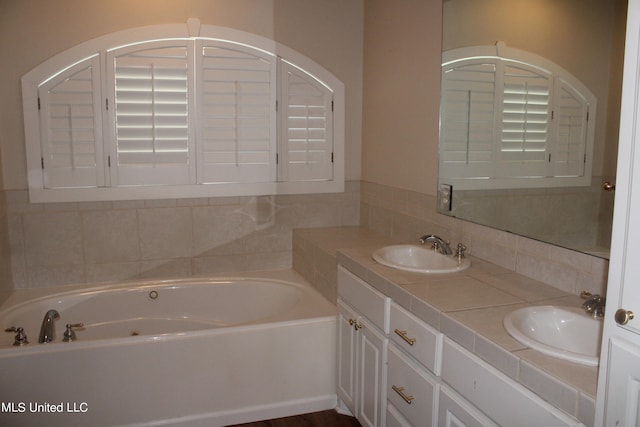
[[581, 292, 606, 318], [38, 309, 60, 343], [418, 234, 453, 255]]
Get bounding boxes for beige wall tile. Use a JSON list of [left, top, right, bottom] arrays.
[[138, 207, 193, 260], [23, 211, 83, 267], [26, 264, 85, 288], [191, 204, 254, 256], [83, 210, 140, 263]]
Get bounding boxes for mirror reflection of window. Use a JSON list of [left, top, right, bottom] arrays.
[[440, 43, 596, 190]]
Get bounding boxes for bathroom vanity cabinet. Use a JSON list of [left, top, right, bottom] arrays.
[[337, 266, 390, 427], [336, 265, 586, 427]]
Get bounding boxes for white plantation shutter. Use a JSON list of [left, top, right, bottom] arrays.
[[441, 61, 497, 180], [38, 55, 104, 188], [280, 61, 333, 181], [109, 41, 194, 186], [197, 41, 276, 184], [440, 45, 595, 190], [23, 23, 345, 202], [551, 79, 589, 177], [497, 62, 552, 178]]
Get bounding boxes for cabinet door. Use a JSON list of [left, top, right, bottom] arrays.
[[337, 299, 359, 413], [358, 319, 388, 427], [601, 336, 640, 426]]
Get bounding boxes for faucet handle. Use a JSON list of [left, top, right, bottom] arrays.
[[5, 326, 29, 346], [63, 323, 84, 343], [455, 243, 467, 260]]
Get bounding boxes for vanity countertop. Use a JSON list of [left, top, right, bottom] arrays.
[[293, 226, 597, 425]]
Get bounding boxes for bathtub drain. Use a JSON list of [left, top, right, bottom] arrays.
[[149, 290, 158, 300]]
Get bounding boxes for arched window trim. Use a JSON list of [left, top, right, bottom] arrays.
[[22, 19, 344, 203]]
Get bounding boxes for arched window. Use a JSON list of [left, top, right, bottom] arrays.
[[440, 42, 596, 190], [22, 20, 344, 202]]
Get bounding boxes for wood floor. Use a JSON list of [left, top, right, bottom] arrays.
[[227, 410, 362, 427]]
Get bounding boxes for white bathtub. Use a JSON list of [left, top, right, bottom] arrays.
[[0, 270, 337, 427]]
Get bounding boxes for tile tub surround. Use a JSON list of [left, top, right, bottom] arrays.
[[293, 226, 597, 426], [5, 184, 360, 289]]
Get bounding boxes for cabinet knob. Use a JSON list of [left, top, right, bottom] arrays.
[[615, 309, 635, 325], [348, 318, 362, 330]]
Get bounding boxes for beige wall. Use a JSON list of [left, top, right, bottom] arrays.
[[0, 0, 364, 190], [362, 0, 443, 196]]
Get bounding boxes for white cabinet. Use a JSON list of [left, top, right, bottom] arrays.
[[337, 299, 359, 411], [386, 302, 442, 426], [336, 265, 584, 427], [337, 266, 390, 427], [389, 302, 443, 374], [600, 336, 640, 426], [387, 343, 439, 426], [441, 338, 583, 427], [438, 385, 498, 427], [358, 319, 388, 427]]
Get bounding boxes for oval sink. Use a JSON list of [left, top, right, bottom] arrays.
[[503, 305, 603, 366], [372, 244, 471, 274]]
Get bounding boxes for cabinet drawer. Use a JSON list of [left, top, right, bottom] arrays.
[[338, 266, 390, 333], [438, 385, 498, 427], [390, 302, 443, 374], [387, 403, 413, 427], [442, 339, 581, 427], [387, 343, 438, 426]]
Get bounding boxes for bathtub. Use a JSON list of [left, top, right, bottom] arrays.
[[0, 270, 337, 427]]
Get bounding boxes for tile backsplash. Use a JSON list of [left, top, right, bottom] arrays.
[[360, 181, 609, 297]]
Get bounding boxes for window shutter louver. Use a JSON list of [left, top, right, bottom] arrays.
[[39, 56, 104, 188], [280, 61, 333, 182], [197, 42, 276, 184], [110, 42, 193, 186]]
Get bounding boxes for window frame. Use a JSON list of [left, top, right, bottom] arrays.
[[22, 20, 344, 203]]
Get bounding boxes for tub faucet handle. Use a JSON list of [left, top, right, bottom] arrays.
[[63, 323, 84, 343], [5, 326, 28, 346]]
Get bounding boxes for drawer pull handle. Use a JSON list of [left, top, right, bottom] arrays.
[[392, 385, 414, 404], [394, 329, 416, 346]]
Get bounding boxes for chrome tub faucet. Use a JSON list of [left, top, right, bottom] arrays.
[[38, 309, 60, 343], [581, 292, 606, 318]]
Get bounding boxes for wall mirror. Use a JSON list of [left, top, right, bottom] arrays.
[[439, 0, 628, 259]]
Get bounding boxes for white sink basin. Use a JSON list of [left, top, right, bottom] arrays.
[[503, 305, 603, 366], [371, 244, 471, 274]]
